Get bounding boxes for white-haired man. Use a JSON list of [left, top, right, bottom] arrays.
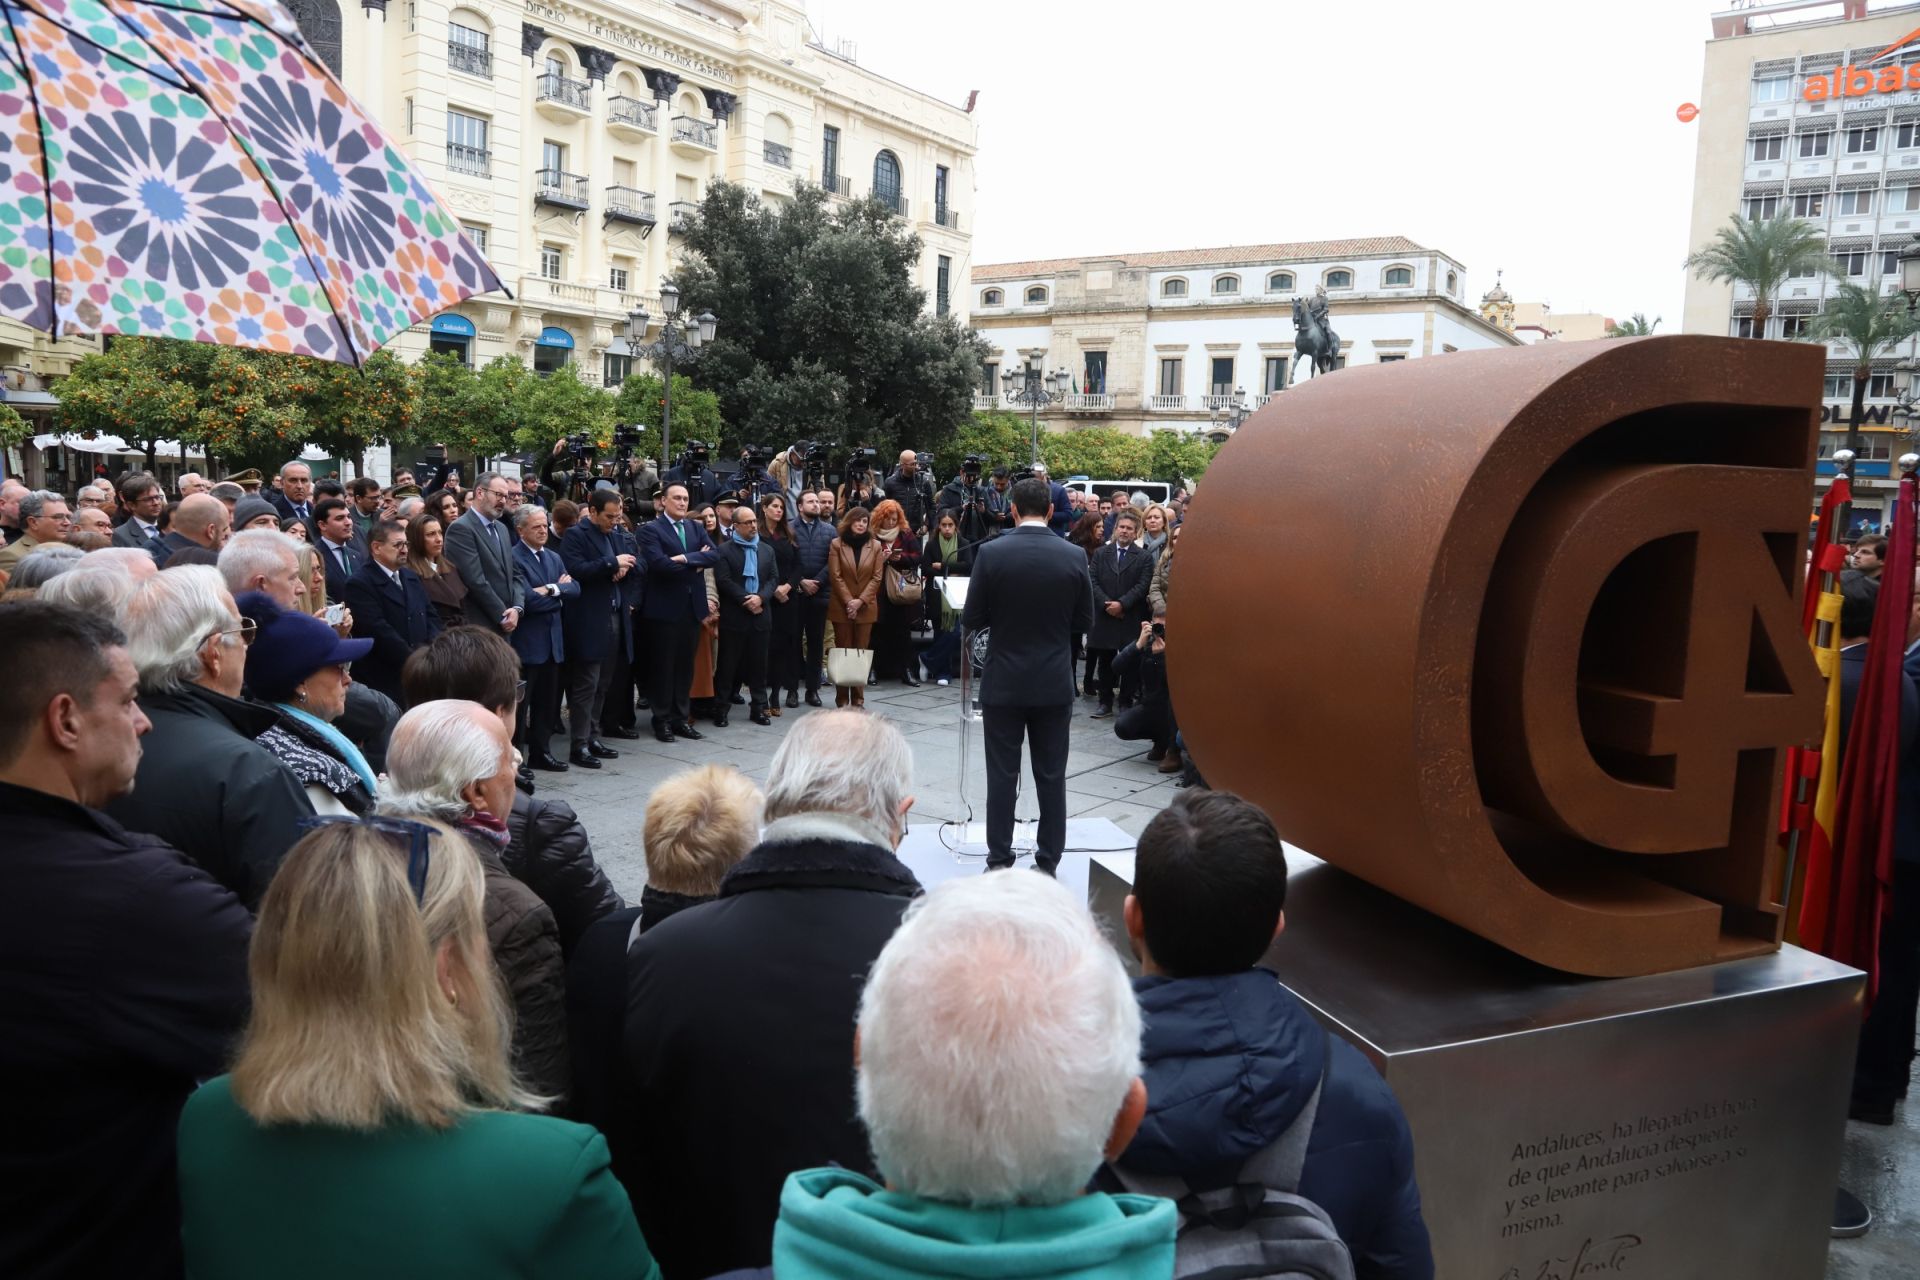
[[746, 872, 1176, 1278], [0, 489, 71, 575], [102, 565, 312, 906], [218, 527, 305, 610], [36, 549, 154, 619], [617, 709, 923, 1280], [176, 471, 211, 498], [270, 460, 314, 524]]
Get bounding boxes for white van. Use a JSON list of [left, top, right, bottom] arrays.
[[1063, 478, 1173, 507]]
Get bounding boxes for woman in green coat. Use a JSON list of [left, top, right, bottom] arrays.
[[177, 816, 659, 1280]]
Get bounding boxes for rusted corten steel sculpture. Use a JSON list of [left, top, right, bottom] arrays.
[[1171, 336, 1827, 977]]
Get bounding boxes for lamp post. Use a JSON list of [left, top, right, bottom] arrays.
[[622, 281, 718, 473], [1000, 354, 1071, 465], [1209, 386, 1251, 435]]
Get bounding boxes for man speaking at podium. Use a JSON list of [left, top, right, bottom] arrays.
[[962, 477, 1094, 875]]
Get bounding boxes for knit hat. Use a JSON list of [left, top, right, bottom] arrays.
[[234, 496, 281, 530], [234, 592, 373, 703]]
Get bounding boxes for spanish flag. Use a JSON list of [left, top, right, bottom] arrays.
[[1780, 479, 1850, 938]]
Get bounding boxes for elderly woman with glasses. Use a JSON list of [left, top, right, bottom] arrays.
[[235, 594, 378, 817], [177, 816, 661, 1280]]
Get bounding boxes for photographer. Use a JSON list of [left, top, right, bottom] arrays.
[[662, 443, 725, 508], [1113, 611, 1178, 774], [768, 443, 810, 509], [836, 449, 882, 517], [728, 446, 783, 505], [883, 449, 937, 536], [614, 454, 658, 523], [937, 456, 1009, 546]]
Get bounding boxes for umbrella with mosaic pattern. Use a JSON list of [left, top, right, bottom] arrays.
[[0, 0, 503, 365]]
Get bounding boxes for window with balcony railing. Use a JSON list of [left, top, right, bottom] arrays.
[[447, 142, 490, 177], [935, 206, 959, 229], [537, 72, 590, 111], [535, 169, 588, 206], [608, 96, 657, 131], [763, 140, 792, 169], [821, 174, 851, 197], [605, 186, 655, 220], [672, 116, 718, 149], [448, 25, 491, 77]]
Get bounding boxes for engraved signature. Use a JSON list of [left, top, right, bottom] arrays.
[[1500, 1234, 1643, 1280]]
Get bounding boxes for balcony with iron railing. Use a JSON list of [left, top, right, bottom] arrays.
[[1147, 394, 1187, 411], [671, 115, 718, 153], [933, 205, 960, 230], [607, 95, 658, 134], [446, 142, 491, 178], [605, 186, 656, 228], [534, 169, 590, 210], [667, 200, 699, 233], [763, 140, 792, 169], [1063, 393, 1115, 412], [447, 40, 491, 78], [536, 72, 590, 118], [821, 173, 851, 197], [874, 191, 908, 217]]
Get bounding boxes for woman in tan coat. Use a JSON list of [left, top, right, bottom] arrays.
[[827, 505, 885, 708]]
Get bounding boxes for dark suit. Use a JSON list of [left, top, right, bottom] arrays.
[[270, 494, 315, 525], [511, 540, 578, 754], [340, 561, 440, 703], [713, 536, 778, 715], [112, 517, 164, 552], [148, 530, 200, 570], [638, 515, 717, 729], [315, 536, 363, 605], [1088, 540, 1155, 709], [559, 521, 635, 746], [443, 508, 524, 632], [960, 522, 1095, 871]]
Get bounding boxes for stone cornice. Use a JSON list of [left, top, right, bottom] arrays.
[[523, 0, 739, 85]]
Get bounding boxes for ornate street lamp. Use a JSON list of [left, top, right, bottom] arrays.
[[1209, 386, 1251, 435], [1000, 354, 1070, 465], [1899, 233, 1920, 315], [626, 280, 719, 472]]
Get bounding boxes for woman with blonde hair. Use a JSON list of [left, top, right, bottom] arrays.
[[177, 817, 660, 1279], [827, 505, 884, 708]]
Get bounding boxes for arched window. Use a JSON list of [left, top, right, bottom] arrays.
[[1446, 271, 1458, 295], [1213, 274, 1240, 295], [981, 288, 1003, 306], [1025, 285, 1048, 305], [1267, 271, 1294, 292], [1162, 277, 1187, 298], [1383, 265, 1413, 287], [1325, 268, 1354, 289], [873, 150, 903, 212]]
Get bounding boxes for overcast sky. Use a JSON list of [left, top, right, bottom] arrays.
[[809, 0, 1715, 328]]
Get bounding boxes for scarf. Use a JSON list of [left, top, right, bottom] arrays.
[[843, 532, 869, 556], [875, 526, 900, 544], [732, 530, 761, 594], [456, 810, 511, 848], [276, 702, 378, 794]]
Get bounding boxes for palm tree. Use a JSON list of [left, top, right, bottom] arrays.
[[1683, 215, 1834, 337], [1809, 281, 1920, 464], [1605, 313, 1661, 337]]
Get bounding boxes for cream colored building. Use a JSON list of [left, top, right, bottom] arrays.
[[1511, 302, 1616, 344], [306, 0, 974, 385], [970, 237, 1518, 438], [1682, 0, 1920, 523]]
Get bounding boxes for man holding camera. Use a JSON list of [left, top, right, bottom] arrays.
[[838, 449, 882, 516], [730, 447, 784, 504], [938, 456, 1009, 546], [663, 444, 725, 508], [883, 449, 936, 537]]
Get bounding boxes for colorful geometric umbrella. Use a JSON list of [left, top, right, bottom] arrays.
[[0, 0, 503, 365]]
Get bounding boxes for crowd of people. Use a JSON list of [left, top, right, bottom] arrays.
[[0, 454, 1434, 1280]]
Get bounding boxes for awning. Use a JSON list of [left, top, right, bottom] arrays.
[[431, 313, 476, 337], [536, 325, 575, 349], [31, 433, 209, 459]]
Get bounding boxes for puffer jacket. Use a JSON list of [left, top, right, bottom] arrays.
[[461, 830, 570, 1103], [504, 789, 626, 956], [1108, 969, 1434, 1280]]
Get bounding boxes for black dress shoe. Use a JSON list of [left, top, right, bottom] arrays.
[[588, 740, 620, 760], [902, 671, 921, 687], [672, 722, 705, 740], [653, 725, 676, 743], [604, 726, 641, 740], [751, 710, 773, 725], [530, 752, 571, 773], [867, 671, 879, 686], [636, 696, 650, 709], [712, 714, 730, 728], [786, 690, 801, 708], [731, 692, 747, 705], [569, 747, 603, 769], [806, 690, 823, 707]]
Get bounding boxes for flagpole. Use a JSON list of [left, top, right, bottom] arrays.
[[1782, 450, 1854, 919]]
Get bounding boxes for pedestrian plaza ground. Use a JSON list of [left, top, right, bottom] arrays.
[[542, 678, 1919, 1278]]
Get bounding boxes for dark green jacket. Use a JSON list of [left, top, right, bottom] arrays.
[[178, 1077, 659, 1280]]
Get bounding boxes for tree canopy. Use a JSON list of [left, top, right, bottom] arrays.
[[674, 182, 989, 458], [1682, 216, 1833, 335], [938, 412, 1220, 488]]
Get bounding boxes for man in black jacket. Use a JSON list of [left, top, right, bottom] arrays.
[[882, 449, 936, 535], [1088, 509, 1154, 718], [104, 565, 314, 908], [790, 490, 836, 706], [340, 518, 440, 704], [961, 478, 1094, 874], [618, 710, 922, 1280], [711, 505, 779, 726], [0, 600, 253, 1280]]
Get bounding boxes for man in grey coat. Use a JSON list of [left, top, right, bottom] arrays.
[[443, 471, 525, 635]]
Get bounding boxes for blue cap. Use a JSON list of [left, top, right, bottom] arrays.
[[235, 592, 374, 703]]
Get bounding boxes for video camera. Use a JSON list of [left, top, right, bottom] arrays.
[[961, 454, 985, 476], [1011, 464, 1038, 483], [564, 431, 596, 461], [805, 440, 835, 467], [611, 424, 643, 452], [675, 440, 712, 473], [844, 446, 878, 477], [740, 443, 775, 469]]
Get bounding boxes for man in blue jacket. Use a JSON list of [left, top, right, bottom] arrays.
[[559, 489, 638, 769], [637, 482, 717, 743], [1112, 789, 1435, 1280], [789, 490, 835, 706]]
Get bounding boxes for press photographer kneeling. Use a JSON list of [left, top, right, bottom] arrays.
[[1114, 610, 1180, 775]]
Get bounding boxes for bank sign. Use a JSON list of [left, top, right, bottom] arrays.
[[1805, 27, 1920, 99], [1820, 403, 1902, 425]]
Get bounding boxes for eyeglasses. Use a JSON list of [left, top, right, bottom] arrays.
[[515, 679, 528, 705], [295, 814, 436, 906], [212, 617, 258, 647]]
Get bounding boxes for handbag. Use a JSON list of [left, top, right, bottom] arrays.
[[886, 567, 925, 605], [827, 646, 875, 688]]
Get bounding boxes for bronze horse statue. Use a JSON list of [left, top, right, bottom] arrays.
[[1291, 294, 1341, 382]]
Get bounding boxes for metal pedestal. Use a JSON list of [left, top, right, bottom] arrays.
[[1089, 847, 1864, 1280]]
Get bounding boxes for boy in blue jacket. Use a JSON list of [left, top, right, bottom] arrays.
[[1114, 789, 1435, 1280]]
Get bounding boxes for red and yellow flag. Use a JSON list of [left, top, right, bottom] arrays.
[[1780, 479, 1851, 937]]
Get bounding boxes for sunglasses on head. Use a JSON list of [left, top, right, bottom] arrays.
[[295, 814, 436, 906]]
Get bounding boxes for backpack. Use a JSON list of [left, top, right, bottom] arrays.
[[1108, 1057, 1355, 1280]]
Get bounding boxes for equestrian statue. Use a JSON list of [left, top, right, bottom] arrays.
[[1291, 286, 1342, 383]]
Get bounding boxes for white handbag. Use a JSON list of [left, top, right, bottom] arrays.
[[826, 646, 875, 688]]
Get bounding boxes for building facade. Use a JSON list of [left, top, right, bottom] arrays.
[[313, 0, 974, 386], [1682, 0, 1920, 524], [969, 237, 1518, 438]]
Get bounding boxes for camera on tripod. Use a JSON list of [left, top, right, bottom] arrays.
[[845, 446, 877, 476], [740, 443, 774, 469], [611, 425, 642, 451], [961, 454, 985, 477], [1011, 464, 1038, 483], [675, 440, 712, 472], [805, 440, 834, 467]]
